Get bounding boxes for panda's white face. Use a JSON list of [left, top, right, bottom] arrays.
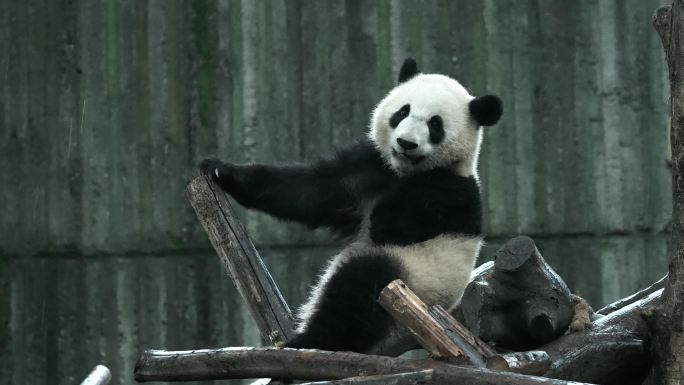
[[369, 74, 483, 177]]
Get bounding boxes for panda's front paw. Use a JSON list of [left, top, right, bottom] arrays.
[[199, 157, 226, 181]]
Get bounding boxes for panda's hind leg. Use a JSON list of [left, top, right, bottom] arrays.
[[286, 253, 405, 353]]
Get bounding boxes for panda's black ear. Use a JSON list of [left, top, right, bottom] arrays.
[[469, 94, 503, 126], [398, 58, 419, 83]]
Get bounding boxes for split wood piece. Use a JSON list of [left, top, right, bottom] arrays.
[[458, 236, 574, 350], [186, 176, 295, 345], [80, 365, 111, 385], [377, 279, 492, 365], [596, 275, 667, 315], [541, 289, 662, 384], [133, 347, 596, 385], [377, 279, 550, 375]]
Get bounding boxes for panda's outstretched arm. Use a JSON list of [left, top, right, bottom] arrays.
[[199, 141, 392, 237]]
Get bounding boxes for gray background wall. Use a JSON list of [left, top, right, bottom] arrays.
[[0, 0, 673, 384]]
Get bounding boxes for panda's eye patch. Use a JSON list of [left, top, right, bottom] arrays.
[[389, 104, 411, 128], [428, 115, 445, 144]]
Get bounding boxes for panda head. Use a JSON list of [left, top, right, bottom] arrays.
[[369, 58, 503, 177]]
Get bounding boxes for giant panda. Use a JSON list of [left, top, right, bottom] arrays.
[[200, 58, 502, 355]]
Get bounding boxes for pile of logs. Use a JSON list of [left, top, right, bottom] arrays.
[[132, 177, 665, 385]]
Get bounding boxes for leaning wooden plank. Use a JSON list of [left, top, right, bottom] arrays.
[[133, 347, 596, 384], [377, 279, 488, 366], [186, 176, 295, 345], [299, 370, 436, 385], [80, 365, 111, 385]]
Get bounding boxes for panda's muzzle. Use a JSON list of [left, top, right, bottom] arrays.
[[392, 148, 426, 164]]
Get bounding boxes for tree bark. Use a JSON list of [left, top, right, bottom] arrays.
[[651, 3, 684, 385], [133, 347, 595, 385], [186, 176, 295, 345]]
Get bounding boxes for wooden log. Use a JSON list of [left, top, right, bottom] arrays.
[[299, 370, 436, 385], [596, 275, 667, 315], [186, 176, 295, 345], [458, 236, 574, 350], [486, 351, 551, 376], [80, 365, 111, 385], [133, 347, 596, 385], [377, 279, 491, 365], [541, 289, 662, 384]]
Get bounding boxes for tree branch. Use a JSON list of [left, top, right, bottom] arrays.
[[596, 275, 667, 315]]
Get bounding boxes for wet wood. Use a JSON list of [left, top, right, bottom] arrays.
[[377, 279, 491, 365], [186, 176, 295, 345], [458, 236, 574, 349], [486, 351, 551, 376], [133, 347, 596, 384], [541, 289, 662, 384]]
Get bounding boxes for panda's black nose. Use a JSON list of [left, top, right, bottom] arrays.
[[396, 138, 418, 150]]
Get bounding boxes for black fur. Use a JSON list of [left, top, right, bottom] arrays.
[[370, 168, 482, 246], [286, 253, 405, 353], [428, 115, 445, 144], [398, 58, 418, 83], [200, 141, 396, 238], [469, 94, 503, 127], [389, 104, 410, 128]]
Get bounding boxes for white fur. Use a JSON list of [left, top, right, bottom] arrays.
[[368, 73, 483, 178]]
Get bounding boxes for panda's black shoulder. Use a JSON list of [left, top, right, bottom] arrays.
[[316, 140, 396, 198]]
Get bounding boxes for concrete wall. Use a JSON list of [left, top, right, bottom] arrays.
[[0, 0, 672, 255]]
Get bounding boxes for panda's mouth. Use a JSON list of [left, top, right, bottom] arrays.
[[392, 148, 426, 164]]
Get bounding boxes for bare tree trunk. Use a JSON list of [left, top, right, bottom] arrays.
[[651, 4, 684, 385]]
